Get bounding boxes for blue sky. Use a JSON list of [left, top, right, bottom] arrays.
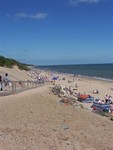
[[0, 0, 113, 65]]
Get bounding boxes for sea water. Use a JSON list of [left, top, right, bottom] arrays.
[[36, 63, 113, 81]]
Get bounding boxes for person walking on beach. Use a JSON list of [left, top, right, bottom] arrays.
[[0, 75, 3, 91], [3, 73, 10, 90]]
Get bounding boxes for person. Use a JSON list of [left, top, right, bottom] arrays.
[[3, 73, 10, 90], [104, 94, 109, 103], [108, 96, 112, 104], [93, 89, 99, 94], [0, 75, 3, 91]]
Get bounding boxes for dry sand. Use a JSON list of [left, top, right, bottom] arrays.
[[0, 66, 32, 81], [0, 66, 113, 150]]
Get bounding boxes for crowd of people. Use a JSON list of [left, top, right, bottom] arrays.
[[104, 94, 112, 104], [96, 95, 112, 104], [0, 73, 10, 91]]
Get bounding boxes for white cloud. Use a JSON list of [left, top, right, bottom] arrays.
[[30, 13, 48, 19], [14, 12, 48, 20], [15, 13, 28, 18], [68, 0, 104, 5]]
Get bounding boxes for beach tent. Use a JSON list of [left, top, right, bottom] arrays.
[[52, 77, 58, 80]]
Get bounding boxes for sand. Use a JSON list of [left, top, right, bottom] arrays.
[[0, 66, 33, 81], [0, 66, 113, 150]]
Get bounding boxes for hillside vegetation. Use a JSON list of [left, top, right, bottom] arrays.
[[0, 55, 30, 71]]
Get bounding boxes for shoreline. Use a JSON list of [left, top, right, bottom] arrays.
[[34, 66, 113, 82], [0, 66, 113, 104]]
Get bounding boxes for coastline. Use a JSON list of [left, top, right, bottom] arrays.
[[36, 63, 113, 82], [0, 66, 113, 149], [38, 69, 113, 82]]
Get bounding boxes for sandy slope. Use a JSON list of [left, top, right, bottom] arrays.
[[0, 66, 32, 81], [0, 85, 113, 150]]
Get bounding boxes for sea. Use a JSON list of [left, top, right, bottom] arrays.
[[36, 63, 113, 82]]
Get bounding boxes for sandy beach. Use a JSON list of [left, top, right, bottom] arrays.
[[0, 66, 113, 150]]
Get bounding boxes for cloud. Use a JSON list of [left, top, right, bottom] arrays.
[[14, 12, 48, 20], [30, 13, 48, 19], [68, 0, 104, 5]]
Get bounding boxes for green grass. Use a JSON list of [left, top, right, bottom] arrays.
[[0, 55, 31, 71]]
